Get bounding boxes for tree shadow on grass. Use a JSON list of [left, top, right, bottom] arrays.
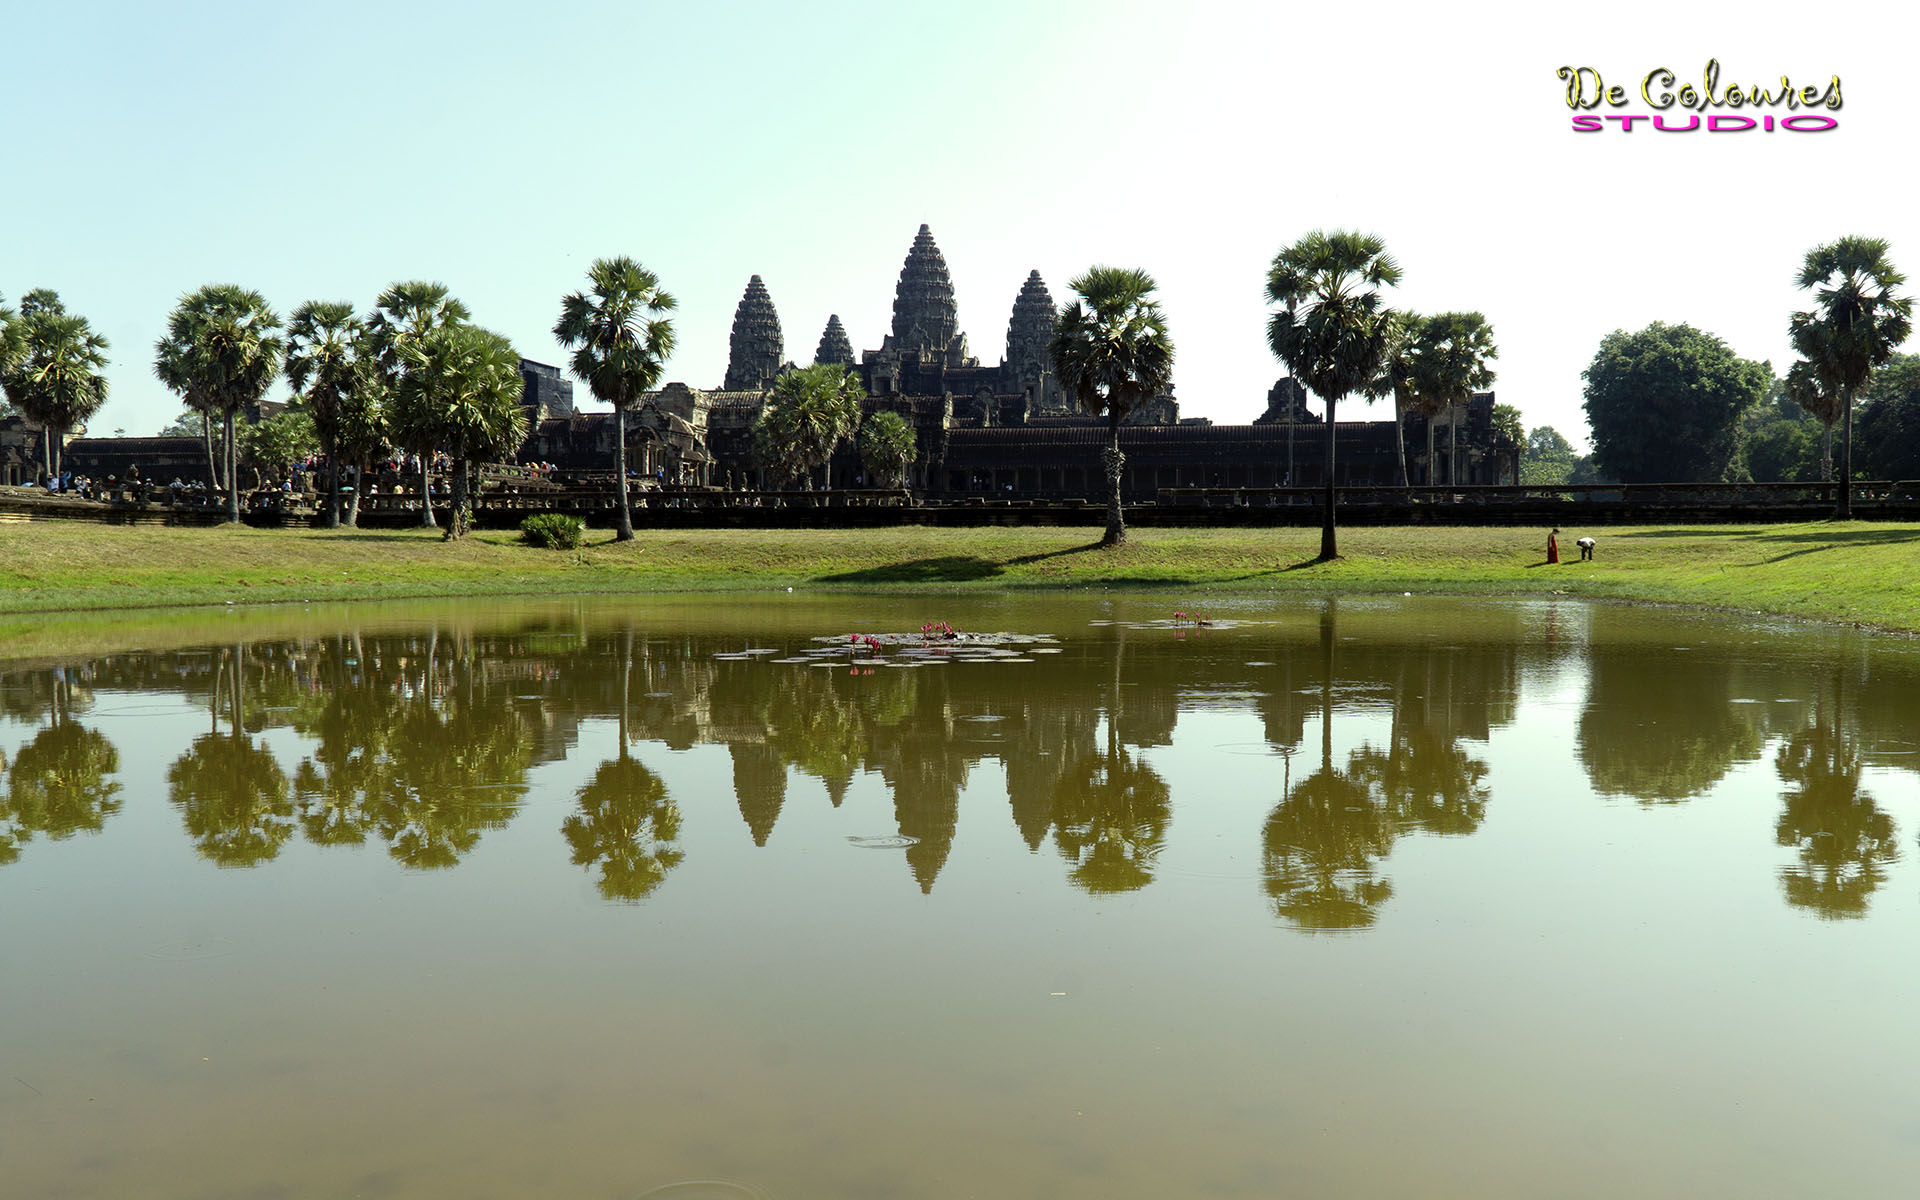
[[817, 542, 1103, 583], [1617, 526, 1920, 547], [292, 532, 446, 545]]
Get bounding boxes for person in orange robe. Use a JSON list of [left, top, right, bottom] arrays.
[[1547, 527, 1560, 564]]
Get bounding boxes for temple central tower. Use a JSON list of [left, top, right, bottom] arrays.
[[723, 275, 783, 392], [890, 224, 959, 356]]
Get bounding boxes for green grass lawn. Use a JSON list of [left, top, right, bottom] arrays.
[[0, 520, 1915, 633]]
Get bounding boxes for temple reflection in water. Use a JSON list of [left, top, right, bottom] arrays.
[[2, 596, 1917, 924]]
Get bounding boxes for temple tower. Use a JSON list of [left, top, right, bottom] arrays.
[[814, 314, 855, 367], [1004, 269, 1063, 413], [723, 275, 783, 392], [890, 224, 960, 357]]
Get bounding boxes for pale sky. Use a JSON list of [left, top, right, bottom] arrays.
[[4, 0, 1913, 451]]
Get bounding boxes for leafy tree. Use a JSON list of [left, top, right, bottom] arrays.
[[240, 407, 319, 488], [1784, 357, 1844, 481], [154, 285, 284, 522], [553, 257, 677, 542], [857, 409, 916, 488], [1790, 236, 1912, 515], [1266, 231, 1401, 559], [1, 289, 110, 479], [751, 362, 862, 491], [1740, 414, 1820, 483], [157, 410, 209, 438], [1581, 322, 1769, 483], [1410, 311, 1498, 485], [1050, 266, 1176, 547], [368, 281, 471, 527], [285, 300, 370, 527], [391, 324, 528, 540], [1854, 353, 1920, 480], [1521, 425, 1577, 485], [0, 294, 23, 419]]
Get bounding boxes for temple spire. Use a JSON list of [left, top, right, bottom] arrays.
[[723, 275, 783, 392], [1006, 269, 1063, 413], [1006, 269, 1056, 373], [814, 314, 854, 367], [890, 224, 959, 356]]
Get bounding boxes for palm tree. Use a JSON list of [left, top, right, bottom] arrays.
[[392, 324, 528, 540], [0, 293, 25, 404], [1049, 266, 1176, 547], [1366, 311, 1421, 488], [284, 301, 367, 528], [368, 281, 471, 527], [1266, 231, 1402, 560], [154, 285, 284, 523], [1410, 311, 1498, 486], [751, 362, 863, 492], [2, 293, 111, 482], [1789, 236, 1912, 518], [1784, 358, 1844, 482], [857, 409, 917, 488], [553, 257, 677, 541]]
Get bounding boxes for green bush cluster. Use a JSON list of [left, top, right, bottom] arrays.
[[520, 513, 585, 550]]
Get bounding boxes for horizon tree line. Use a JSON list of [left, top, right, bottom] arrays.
[[6, 237, 1912, 536]]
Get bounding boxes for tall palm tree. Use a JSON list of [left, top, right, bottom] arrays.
[[751, 363, 863, 492], [1789, 236, 1912, 518], [154, 285, 284, 523], [284, 301, 366, 528], [1267, 231, 1402, 560], [1410, 311, 1498, 486], [1784, 358, 1844, 482], [553, 257, 677, 541], [1, 290, 110, 481], [393, 324, 527, 540], [1049, 266, 1175, 547], [368, 281, 471, 527], [1366, 311, 1421, 488]]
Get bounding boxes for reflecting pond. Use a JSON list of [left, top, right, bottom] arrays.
[[4, 593, 1920, 1198]]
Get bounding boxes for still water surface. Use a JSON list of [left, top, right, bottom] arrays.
[[3, 593, 1919, 1198]]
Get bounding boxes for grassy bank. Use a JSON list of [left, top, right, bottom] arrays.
[[0, 520, 1915, 633]]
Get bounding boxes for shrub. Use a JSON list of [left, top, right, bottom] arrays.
[[520, 513, 585, 550]]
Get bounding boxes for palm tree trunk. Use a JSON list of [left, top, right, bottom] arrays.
[[1822, 422, 1834, 484], [1102, 405, 1126, 547], [614, 405, 634, 541], [346, 456, 365, 527], [1837, 387, 1854, 519], [1425, 416, 1437, 486], [418, 453, 437, 527], [41, 427, 51, 484], [323, 436, 340, 529], [225, 412, 241, 523], [1450, 406, 1462, 486], [1319, 396, 1339, 560], [203, 420, 219, 490], [444, 454, 469, 541], [1394, 399, 1410, 489]]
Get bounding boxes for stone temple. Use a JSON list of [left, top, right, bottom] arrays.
[[518, 223, 1518, 496], [59, 224, 1514, 497]]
